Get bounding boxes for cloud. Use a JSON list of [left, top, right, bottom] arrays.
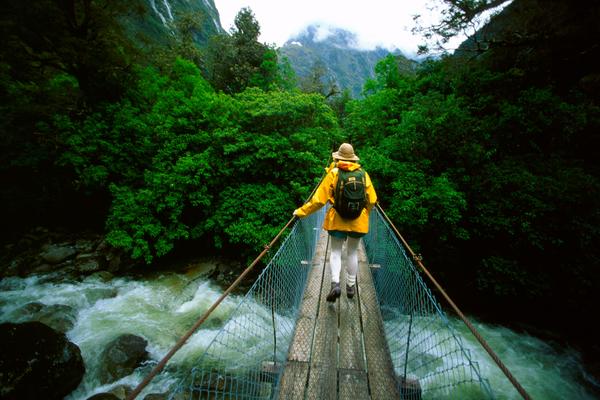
[[313, 25, 335, 43], [213, 1, 427, 57], [213, 0, 504, 57]]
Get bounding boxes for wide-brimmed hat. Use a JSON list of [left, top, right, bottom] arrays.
[[332, 143, 359, 161]]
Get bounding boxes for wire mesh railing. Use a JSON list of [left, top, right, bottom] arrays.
[[168, 207, 325, 400], [165, 204, 496, 399], [363, 207, 495, 399]]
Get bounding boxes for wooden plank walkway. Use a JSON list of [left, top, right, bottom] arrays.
[[278, 230, 399, 400]]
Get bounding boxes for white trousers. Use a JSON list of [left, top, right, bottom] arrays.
[[329, 235, 359, 286]]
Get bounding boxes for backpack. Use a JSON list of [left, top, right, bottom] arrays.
[[334, 168, 367, 219]]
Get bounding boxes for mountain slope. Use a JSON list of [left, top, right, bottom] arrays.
[[125, 0, 225, 47], [279, 25, 417, 97]]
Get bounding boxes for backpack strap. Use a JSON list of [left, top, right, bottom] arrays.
[[361, 169, 366, 189], [334, 168, 345, 211]]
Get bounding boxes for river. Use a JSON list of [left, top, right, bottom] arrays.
[[0, 270, 598, 399]]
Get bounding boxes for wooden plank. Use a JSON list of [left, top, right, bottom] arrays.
[[277, 361, 308, 399], [305, 241, 338, 400], [338, 369, 369, 400], [338, 244, 365, 372], [281, 234, 400, 400], [287, 315, 314, 362], [357, 242, 400, 400]]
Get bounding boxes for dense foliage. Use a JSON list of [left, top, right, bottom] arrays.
[[0, 0, 145, 240], [346, 55, 600, 334], [1, 0, 599, 358], [204, 8, 279, 94], [0, 2, 340, 260], [56, 59, 339, 262]]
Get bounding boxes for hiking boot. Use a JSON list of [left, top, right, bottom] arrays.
[[346, 284, 355, 299], [326, 282, 341, 302]]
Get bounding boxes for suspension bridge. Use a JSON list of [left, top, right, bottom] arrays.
[[128, 204, 531, 400]]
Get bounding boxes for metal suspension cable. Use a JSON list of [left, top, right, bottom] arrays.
[[126, 162, 329, 400], [375, 203, 532, 400]]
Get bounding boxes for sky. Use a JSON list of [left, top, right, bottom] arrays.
[[212, 0, 470, 58]]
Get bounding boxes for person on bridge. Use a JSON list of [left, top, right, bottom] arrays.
[[293, 143, 377, 302]]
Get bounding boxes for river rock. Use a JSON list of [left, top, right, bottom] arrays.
[[32, 262, 56, 273], [84, 287, 119, 303], [99, 334, 149, 383], [35, 304, 77, 333], [40, 244, 77, 264], [75, 256, 102, 274], [143, 393, 168, 400], [12, 302, 77, 333], [87, 394, 120, 400], [107, 252, 122, 272], [76, 238, 97, 253], [0, 321, 85, 400], [106, 384, 132, 399], [87, 271, 115, 282], [96, 239, 124, 272], [96, 238, 110, 253], [18, 301, 45, 315]]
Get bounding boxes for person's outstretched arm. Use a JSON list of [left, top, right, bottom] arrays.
[[294, 168, 335, 218]]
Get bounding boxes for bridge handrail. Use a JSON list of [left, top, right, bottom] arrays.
[[127, 176, 530, 400], [126, 216, 299, 400], [370, 203, 531, 400], [126, 164, 331, 400]]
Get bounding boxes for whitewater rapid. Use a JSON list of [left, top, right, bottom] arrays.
[[0, 271, 597, 399]]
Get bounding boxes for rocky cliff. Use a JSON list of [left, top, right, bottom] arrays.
[[126, 0, 225, 46]]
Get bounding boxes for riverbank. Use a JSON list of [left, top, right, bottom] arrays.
[[0, 225, 248, 290]]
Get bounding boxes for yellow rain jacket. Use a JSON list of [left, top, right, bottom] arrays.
[[294, 161, 377, 234]]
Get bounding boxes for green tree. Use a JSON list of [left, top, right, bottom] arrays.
[[363, 54, 409, 93], [0, 0, 143, 102], [276, 56, 298, 91], [345, 54, 600, 335], [328, 89, 353, 123], [205, 7, 278, 93], [58, 59, 341, 263], [168, 11, 206, 68], [0, 0, 145, 241], [413, 0, 512, 54], [299, 60, 339, 98]]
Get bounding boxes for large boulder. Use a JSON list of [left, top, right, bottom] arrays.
[[0, 321, 85, 399], [40, 244, 77, 264], [99, 334, 149, 383]]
